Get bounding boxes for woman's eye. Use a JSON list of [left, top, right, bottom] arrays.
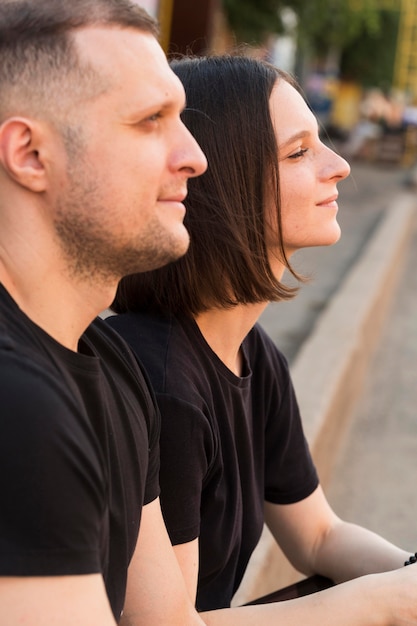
[[288, 148, 308, 159]]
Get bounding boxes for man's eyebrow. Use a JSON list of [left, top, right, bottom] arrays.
[[147, 88, 186, 114], [158, 95, 186, 112]]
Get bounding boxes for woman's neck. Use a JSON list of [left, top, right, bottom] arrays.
[[194, 302, 268, 376]]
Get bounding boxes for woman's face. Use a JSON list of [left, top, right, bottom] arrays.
[[267, 79, 350, 259]]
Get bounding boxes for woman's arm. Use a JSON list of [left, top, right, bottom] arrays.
[[173, 539, 200, 603], [264, 484, 408, 581]]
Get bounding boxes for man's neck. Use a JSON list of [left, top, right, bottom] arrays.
[[0, 267, 116, 351]]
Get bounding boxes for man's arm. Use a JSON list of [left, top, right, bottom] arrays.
[[0, 573, 116, 625], [200, 566, 417, 625], [120, 498, 205, 626]]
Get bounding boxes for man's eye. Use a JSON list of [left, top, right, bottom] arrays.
[[147, 112, 162, 122]]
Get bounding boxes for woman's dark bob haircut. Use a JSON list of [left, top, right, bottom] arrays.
[[113, 54, 303, 317]]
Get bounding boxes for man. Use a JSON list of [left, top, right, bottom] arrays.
[[0, 1, 207, 624]]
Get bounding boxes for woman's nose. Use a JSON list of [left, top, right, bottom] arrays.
[[323, 145, 351, 181]]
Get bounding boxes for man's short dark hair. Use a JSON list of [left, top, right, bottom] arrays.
[[113, 55, 302, 317], [0, 0, 159, 122]]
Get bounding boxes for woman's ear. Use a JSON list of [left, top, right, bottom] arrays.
[[0, 117, 48, 192]]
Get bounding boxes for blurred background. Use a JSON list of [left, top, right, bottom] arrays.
[[135, 0, 417, 171]]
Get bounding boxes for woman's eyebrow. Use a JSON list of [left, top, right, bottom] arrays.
[[278, 130, 311, 150]]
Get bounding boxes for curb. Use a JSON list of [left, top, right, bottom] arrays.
[[233, 191, 417, 605]]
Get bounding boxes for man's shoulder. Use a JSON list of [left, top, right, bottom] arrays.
[[0, 319, 64, 393], [0, 346, 90, 446], [85, 315, 147, 376]]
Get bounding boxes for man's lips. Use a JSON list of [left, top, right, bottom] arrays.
[[159, 196, 187, 203], [158, 189, 188, 203]]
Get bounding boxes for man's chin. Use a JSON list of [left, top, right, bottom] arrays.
[[146, 231, 190, 272]]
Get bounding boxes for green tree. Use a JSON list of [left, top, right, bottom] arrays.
[[339, 9, 400, 89], [222, 0, 400, 89], [222, 0, 383, 52], [222, 0, 300, 43], [296, 0, 382, 57]]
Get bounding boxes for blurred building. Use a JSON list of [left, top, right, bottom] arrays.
[[168, 0, 222, 55], [394, 0, 417, 101], [138, 0, 221, 54]]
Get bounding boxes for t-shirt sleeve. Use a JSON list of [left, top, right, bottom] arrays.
[[254, 329, 319, 505], [125, 353, 161, 507], [264, 373, 319, 504], [142, 394, 161, 506], [0, 355, 105, 576], [156, 393, 215, 545]]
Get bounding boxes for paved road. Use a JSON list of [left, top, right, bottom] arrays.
[[260, 161, 409, 363], [326, 213, 417, 552]]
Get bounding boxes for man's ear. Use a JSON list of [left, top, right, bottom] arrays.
[[0, 117, 48, 192]]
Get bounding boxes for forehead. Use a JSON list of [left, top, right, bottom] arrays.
[[73, 26, 184, 110], [269, 79, 317, 143]]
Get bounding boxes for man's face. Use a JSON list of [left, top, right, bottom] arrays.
[[53, 27, 207, 283]]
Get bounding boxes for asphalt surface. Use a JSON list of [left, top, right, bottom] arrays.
[[326, 206, 417, 552]]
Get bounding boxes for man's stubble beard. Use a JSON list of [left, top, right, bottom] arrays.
[[53, 160, 189, 285]]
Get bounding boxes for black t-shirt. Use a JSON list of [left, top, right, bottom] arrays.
[[107, 311, 318, 611], [0, 285, 160, 622]]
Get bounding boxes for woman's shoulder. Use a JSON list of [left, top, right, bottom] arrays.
[[246, 323, 290, 369], [106, 311, 211, 397]]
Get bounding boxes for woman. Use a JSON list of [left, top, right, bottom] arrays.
[[108, 55, 417, 624]]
